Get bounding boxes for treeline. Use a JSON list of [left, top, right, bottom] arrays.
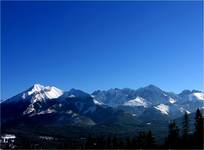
[[5, 109, 204, 149], [164, 108, 203, 149], [85, 130, 155, 149], [84, 108, 203, 149]]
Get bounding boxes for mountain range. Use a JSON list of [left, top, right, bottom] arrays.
[[1, 84, 204, 141]]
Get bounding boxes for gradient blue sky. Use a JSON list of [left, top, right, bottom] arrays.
[[1, 1, 203, 99]]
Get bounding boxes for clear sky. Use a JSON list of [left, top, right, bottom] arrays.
[[1, 1, 203, 99]]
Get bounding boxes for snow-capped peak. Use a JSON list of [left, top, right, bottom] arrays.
[[23, 83, 63, 102], [28, 84, 45, 95], [22, 84, 63, 115], [154, 104, 169, 115], [33, 83, 44, 90], [123, 97, 148, 107]]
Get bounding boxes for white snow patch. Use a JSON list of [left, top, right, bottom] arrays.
[[72, 113, 78, 117], [93, 99, 103, 105], [44, 86, 63, 99], [46, 108, 56, 114], [123, 97, 148, 107], [22, 93, 26, 99], [69, 94, 76, 98], [191, 92, 204, 101], [37, 108, 57, 115], [1, 134, 16, 139], [154, 104, 169, 115], [66, 110, 73, 114], [179, 107, 190, 114], [169, 97, 176, 104], [23, 105, 35, 115]]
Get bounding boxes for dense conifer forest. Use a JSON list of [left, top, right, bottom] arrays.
[[1, 109, 203, 149]]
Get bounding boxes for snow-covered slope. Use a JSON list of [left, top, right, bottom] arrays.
[[189, 92, 204, 101], [154, 104, 169, 115], [123, 97, 149, 108]]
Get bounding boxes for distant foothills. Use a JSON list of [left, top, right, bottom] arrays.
[[1, 84, 204, 149]]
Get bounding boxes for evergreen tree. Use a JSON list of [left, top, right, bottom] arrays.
[[137, 132, 146, 148], [96, 135, 105, 149], [182, 111, 190, 147], [146, 130, 155, 148], [125, 137, 132, 149], [131, 135, 137, 148], [85, 135, 95, 149], [112, 135, 119, 149], [194, 109, 203, 148], [118, 138, 124, 149], [105, 135, 112, 149], [167, 121, 180, 148]]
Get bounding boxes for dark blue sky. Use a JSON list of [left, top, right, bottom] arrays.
[[1, 1, 203, 99]]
